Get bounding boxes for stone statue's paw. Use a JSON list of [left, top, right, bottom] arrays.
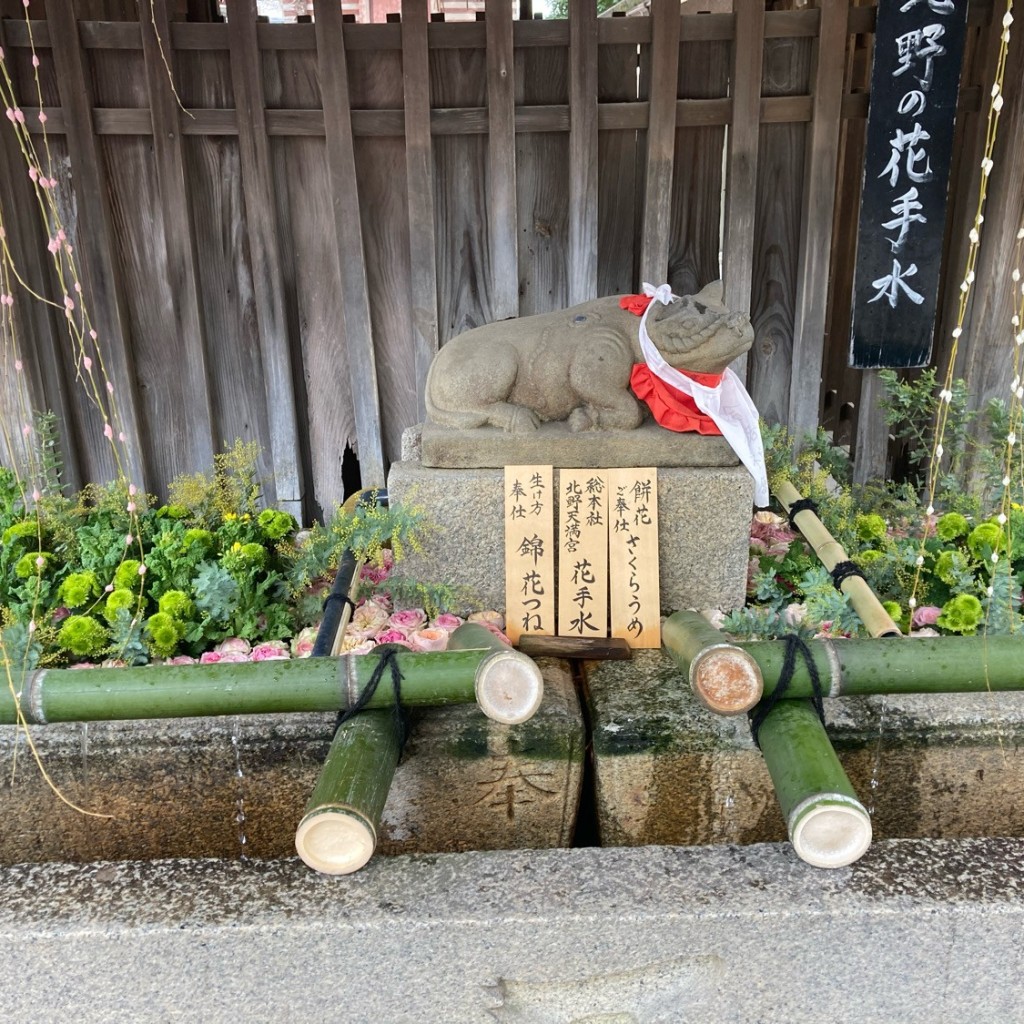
[[508, 406, 541, 433], [568, 406, 596, 433]]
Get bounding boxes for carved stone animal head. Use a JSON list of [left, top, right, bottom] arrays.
[[645, 281, 754, 375]]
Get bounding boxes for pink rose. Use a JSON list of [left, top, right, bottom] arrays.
[[374, 629, 413, 648], [430, 613, 464, 633], [468, 609, 505, 631], [783, 603, 808, 628], [215, 637, 251, 657], [290, 625, 319, 658], [388, 608, 427, 633], [351, 599, 390, 634], [251, 640, 291, 662], [200, 650, 249, 664], [475, 620, 512, 646], [164, 655, 197, 666], [911, 605, 942, 628], [346, 639, 378, 656], [408, 627, 449, 652]]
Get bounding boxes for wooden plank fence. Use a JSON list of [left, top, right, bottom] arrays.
[[0, 0, 1002, 521]]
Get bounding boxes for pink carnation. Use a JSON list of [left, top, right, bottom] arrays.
[[430, 613, 464, 633], [911, 605, 942, 628], [164, 655, 197, 666], [408, 627, 449, 652], [251, 640, 291, 662], [215, 637, 251, 657], [388, 608, 427, 633], [290, 625, 319, 658]]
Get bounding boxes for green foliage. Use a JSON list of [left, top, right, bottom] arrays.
[[32, 410, 65, 496], [376, 575, 476, 620], [106, 607, 150, 666], [167, 438, 264, 526], [192, 562, 239, 623]]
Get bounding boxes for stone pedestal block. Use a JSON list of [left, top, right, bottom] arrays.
[[586, 649, 1024, 847], [0, 659, 583, 866], [388, 435, 753, 615]]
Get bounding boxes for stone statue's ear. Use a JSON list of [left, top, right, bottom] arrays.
[[691, 279, 726, 310]]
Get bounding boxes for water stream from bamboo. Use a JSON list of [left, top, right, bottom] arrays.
[[229, 718, 250, 861]]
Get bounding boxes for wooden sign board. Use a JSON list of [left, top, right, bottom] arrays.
[[557, 470, 609, 638], [608, 468, 661, 649], [849, 0, 969, 368], [504, 465, 555, 645]]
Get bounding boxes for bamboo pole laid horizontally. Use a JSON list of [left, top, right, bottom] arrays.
[[756, 698, 872, 869], [665, 610, 1024, 715], [775, 480, 903, 639], [4, 632, 544, 728]]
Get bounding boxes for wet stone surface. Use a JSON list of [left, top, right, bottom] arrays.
[[586, 649, 1024, 847], [0, 659, 583, 866]]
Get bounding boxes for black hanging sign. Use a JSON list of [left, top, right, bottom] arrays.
[[849, 0, 969, 369]]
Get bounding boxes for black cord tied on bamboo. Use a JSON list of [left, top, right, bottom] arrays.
[[748, 634, 826, 749], [830, 559, 866, 592], [335, 644, 410, 753], [322, 592, 357, 618], [786, 497, 819, 531]]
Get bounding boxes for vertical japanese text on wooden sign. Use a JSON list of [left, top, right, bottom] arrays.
[[608, 468, 660, 649], [504, 465, 555, 644], [557, 470, 609, 638], [849, 0, 969, 368]]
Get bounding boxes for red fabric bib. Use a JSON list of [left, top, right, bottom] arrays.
[[619, 294, 724, 435]]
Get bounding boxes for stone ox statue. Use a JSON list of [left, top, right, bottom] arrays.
[[424, 281, 753, 433]]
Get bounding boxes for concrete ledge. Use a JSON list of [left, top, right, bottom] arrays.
[[1, 839, 1022, 1022]]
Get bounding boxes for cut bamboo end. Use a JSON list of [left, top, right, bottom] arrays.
[[474, 650, 544, 724], [295, 805, 377, 875], [788, 794, 873, 869], [689, 644, 764, 715]]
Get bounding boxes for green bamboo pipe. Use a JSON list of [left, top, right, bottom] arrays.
[[775, 480, 902, 639], [294, 707, 401, 875], [665, 610, 1024, 715], [757, 699, 872, 868], [4, 629, 544, 726], [446, 621, 545, 724]]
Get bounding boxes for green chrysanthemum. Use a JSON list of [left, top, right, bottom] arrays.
[[58, 571, 100, 609], [113, 559, 143, 590], [967, 522, 1004, 560], [14, 551, 50, 578], [937, 593, 984, 635], [145, 612, 183, 659], [102, 588, 139, 625], [157, 589, 195, 621], [2, 520, 39, 548], [935, 512, 969, 542], [257, 508, 297, 541], [58, 614, 109, 658], [855, 513, 887, 544]]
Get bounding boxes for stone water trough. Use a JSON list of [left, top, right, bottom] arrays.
[[3, 645, 1024, 1023]]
